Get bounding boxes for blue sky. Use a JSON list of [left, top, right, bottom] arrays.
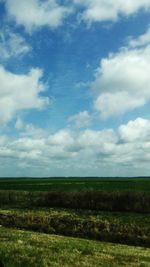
[[1, 0, 150, 177]]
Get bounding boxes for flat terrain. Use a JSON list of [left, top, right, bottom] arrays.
[[0, 227, 150, 267], [0, 177, 150, 266], [0, 177, 150, 192]]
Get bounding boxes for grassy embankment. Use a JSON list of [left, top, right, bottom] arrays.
[[0, 227, 150, 267]]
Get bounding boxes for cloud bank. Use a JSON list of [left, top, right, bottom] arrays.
[[0, 117, 150, 176]]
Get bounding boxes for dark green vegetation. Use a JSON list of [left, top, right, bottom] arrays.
[[1, 190, 150, 213], [0, 177, 150, 266], [0, 177, 150, 192], [0, 208, 150, 247], [0, 227, 150, 267]]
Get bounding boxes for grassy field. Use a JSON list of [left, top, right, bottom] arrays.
[[0, 227, 150, 267], [0, 177, 150, 192], [0, 177, 150, 266]]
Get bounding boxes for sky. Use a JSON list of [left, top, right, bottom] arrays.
[[0, 0, 150, 177]]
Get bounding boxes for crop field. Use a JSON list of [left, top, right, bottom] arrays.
[[0, 177, 150, 266], [0, 177, 150, 192]]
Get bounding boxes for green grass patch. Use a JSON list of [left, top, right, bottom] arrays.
[[0, 227, 150, 267]]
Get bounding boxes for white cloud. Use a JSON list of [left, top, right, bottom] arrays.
[[92, 44, 150, 118], [3, 0, 150, 32], [48, 130, 74, 147], [0, 65, 49, 124], [0, 28, 31, 60], [22, 123, 46, 138], [94, 92, 145, 119], [128, 26, 150, 48], [74, 0, 150, 24], [5, 0, 72, 32], [68, 111, 91, 128], [119, 117, 150, 142], [78, 129, 116, 148], [15, 118, 46, 138]]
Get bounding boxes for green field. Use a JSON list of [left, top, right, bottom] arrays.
[[0, 177, 150, 266], [0, 227, 150, 267], [0, 177, 150, 192]]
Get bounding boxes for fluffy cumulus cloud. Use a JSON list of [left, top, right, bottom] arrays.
[[48, 130, 74, 147], [68, 111, 91, 128], [5, 0, 72, 32], [74, 0, 150, 24], [0, 66, 49, 124], [119, 117, 150, 142], [15, 118, 46, 138], [77, 129, 116, 149], [0, 28, 31, 60], [92, 29, 150, 118], [1, 117, 150, 176]]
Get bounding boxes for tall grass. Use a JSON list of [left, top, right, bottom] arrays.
[[0, 208, 150, 247]]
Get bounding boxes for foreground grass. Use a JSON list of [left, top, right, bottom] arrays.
[[0, 227, 150, 267], [0, 208, 150, 247]]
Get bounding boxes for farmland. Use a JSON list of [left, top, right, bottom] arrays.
[[0, 177, 150, 266], [0, 177, 150, 192]]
